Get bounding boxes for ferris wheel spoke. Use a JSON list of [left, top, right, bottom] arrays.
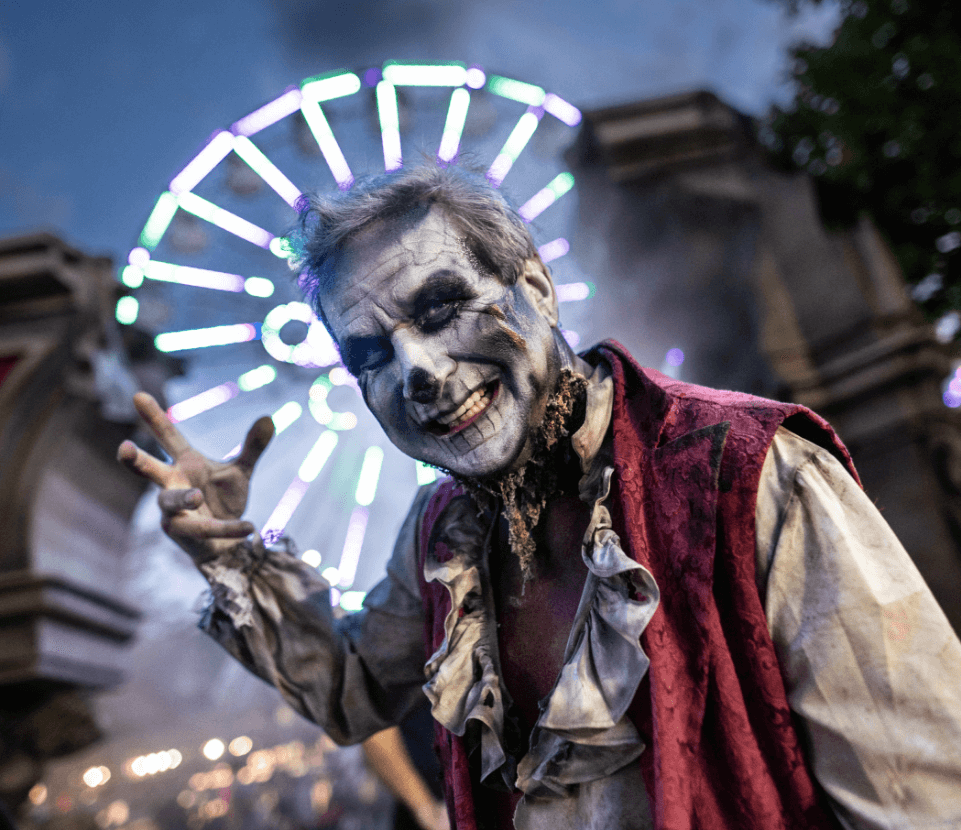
[[154, 323, 260, 353], [232, 136, 303, 208], [537, 238, 570, 263], [176, 191, 275, 250], [167, 364, 278, 424], [170, 131, 235, 196], [518, 172, 576, 222], [232, 89, 304, 137], [438, 88, 471, 164], [223, 400, 304, 460], [488, 109, 543, 187], [336, 506, 369, 589], [300, 99, 354, 189], [261, 430, 339, 544], [375, 82, 402, 172], [121, 256, 275, 297]]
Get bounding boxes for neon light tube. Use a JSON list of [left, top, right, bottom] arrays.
[[128, 247, 150, 267], [232, 137, 302, 208], [298, 430, 339, 482], [376, 82, 402, 172], [154, 323, 259, 352], [382, 63, 466, 86], [537, 238, 570, 263], [299, 100, 354, 189], [555, 282, 594, 302], [115, 296, 139, 325], [244, 277, 275, 297], [562, 330, 581, 348], [272, 401, 303, 433], [543, 93, 582, 127], [232, 89, 303, 137], [465, 66, 486, 89], [139, 192, 179, 250], [261, 477, 311, 544], [121, 266, 144, 288], [169, 131, 234, 195], [437, 88, 470, 164], [143, 260, 245, 292], [237, 364, 277, 392], [176, 192, 274, 249], [354, 446, 384, 507], [301, 71, 361, 102], [518, 172, 575, 222], [487, 75, 545, 107], [337, 506, 369, 587], [167, 382, 239, 424], [487, 111, 541, 186], [415, 460, 439, 486]]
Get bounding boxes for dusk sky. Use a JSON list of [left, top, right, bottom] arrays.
[[1, 0, 840, 260]]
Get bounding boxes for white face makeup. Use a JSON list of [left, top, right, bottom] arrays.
[[322, 205, 561, 478]]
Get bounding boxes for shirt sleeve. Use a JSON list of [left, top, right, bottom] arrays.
[[199, 483, 437, 746], [756, 427, 961, 830]]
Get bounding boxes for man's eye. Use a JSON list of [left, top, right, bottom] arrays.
[[348, 339, 392, 374], [418, 299, 462, 333]]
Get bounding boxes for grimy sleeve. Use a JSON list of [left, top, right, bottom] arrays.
[[200, 483, 438, 745]]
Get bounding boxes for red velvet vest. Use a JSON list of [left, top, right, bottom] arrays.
[[419, 340, 857, 830]]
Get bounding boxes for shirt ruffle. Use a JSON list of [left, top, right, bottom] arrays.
[[421, 465, 660, 802]]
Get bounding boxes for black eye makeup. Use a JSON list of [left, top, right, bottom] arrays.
[[411, 273, 476, 333], [343, 335, 393, 375]]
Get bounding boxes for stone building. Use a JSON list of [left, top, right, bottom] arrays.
[[568, 89, 961, 631]]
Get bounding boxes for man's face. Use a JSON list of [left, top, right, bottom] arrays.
[[321, 206, 561, 478]]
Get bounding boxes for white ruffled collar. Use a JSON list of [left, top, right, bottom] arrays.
[[421, 353, 661, 811]]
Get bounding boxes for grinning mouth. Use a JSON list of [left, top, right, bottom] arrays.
[[426, 381, 500, 436]]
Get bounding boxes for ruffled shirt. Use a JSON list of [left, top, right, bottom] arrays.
[[200, 360, 961, 830]]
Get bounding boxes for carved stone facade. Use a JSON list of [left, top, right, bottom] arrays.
[[568, 90, 961, 631], [0, 234, 173, 811]]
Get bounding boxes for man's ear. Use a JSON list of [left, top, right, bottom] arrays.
[[517, 256, 559, 327]]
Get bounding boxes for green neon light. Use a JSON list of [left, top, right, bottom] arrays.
[[376, 82, 400, 131], [382, 62, 467, 86], [139, 192, 179, 250], [270, 237, 293, 260], [298, 430, 339, 482], [415, 460, 439, 486], [121, 265, 144, 289], [115, 296, 139, 325], [355, 446, 384, 506], [548, 172, 575, 199], [272, 401, 303, 434], [301, 70, 361, 102], [244, 277, 275, 297], [500, 112, 540, 163], [486, 75, 545, 107], [238, 364, 277, 392]]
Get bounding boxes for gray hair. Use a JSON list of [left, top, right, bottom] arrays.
[[289, 163, 538, 322]]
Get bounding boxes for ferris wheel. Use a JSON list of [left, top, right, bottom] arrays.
[[117, 61, 594, 607]]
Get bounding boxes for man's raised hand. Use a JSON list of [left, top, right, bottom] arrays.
[[117, 392, 274, 563]]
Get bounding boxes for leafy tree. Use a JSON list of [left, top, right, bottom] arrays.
[[762, 0, 961, 323]]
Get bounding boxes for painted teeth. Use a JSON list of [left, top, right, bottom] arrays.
[[438, 387, 492, 428]]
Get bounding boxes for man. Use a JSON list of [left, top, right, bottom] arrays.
[[119, 164, 961, 829]]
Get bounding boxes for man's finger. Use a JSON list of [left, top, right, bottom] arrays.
[[133, 392, 191, 458], [117, 440, 172, 486], [233, 415, 275, 474], [166, 515, 257, 539], [158, 488, 204, 515]]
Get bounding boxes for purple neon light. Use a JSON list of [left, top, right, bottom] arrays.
[[144, 261, 245, 292], [232, 89, 303, 137], [537, 238, 569, 263], [262, 476, 311, 544], [337, 506, 369, 587], [364, 67, 382, 87], [562, 329, 581, 348], [169, 131, 234, 195], [465, 66, 486, 89], [543, 93, 582, 127], [167, 382, 239, 424], [128, 247, 150, 267], [299, 100, 354, 188], [666, 348, 685, 367], [555, 282, 591, 302]]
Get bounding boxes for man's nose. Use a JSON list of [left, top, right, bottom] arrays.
[[393, 331, 455, 404]]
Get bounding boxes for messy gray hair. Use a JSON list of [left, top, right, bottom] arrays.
[[289, 163, 538, 322]]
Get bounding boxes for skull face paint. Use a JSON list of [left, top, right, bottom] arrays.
[[321, 206, 562, 479]]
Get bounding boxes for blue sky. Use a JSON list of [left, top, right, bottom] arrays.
[[1, 0, 839, 260]]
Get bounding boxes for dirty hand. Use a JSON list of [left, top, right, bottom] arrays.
[[117, 391, 274, 563]]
